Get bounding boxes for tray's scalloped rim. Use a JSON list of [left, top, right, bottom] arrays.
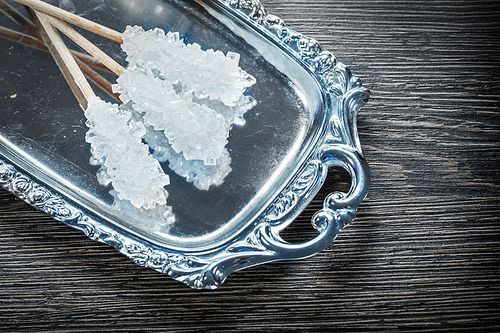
[[0, 0, 370, 289]]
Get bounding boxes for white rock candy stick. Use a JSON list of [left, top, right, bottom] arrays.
[[114, 68, 229, 165], [121, 26, 256, 107], [85, 97, 170, 210], [144, 126, 232, 191], [12, 5, 169, 210]]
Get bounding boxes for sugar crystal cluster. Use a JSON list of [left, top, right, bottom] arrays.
[[84, 26, 256, 212], [115, 68, 228, 164], [84, 97, 170, 210], [144, 127, 232, 191], [122, 26, 256, 107]]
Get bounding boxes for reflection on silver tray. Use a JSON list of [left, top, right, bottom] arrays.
[[0, 0, 370, 289]]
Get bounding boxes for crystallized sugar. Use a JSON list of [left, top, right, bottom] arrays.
[[113, 26, 257, 165], [114, 68, 228, 164], [121, 25, 256, 107], [144, 127, 232, 190], [84, 97, 170, 210], [110, 190, 176, 229], [193, 94, 257, 127], [83, 25, 257, 212]]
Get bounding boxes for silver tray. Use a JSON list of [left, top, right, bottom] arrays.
[[0, 0, 370, 289]]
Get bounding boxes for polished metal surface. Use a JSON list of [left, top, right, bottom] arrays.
[[0, 0, 370, 288]]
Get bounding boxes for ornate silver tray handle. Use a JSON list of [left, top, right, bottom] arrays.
[[0, 0, 370, 289]]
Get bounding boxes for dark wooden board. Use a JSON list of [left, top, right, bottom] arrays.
[[1, 0, 499, 331]]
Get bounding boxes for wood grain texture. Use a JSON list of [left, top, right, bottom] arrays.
[[1, 0, 499, 331]]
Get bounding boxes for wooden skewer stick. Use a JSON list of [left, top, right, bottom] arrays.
[[72, 46, 114, 75], [31, 9, 95, 109], [0, 0, 113, 74], [48, 16, 124, 76], [1, 1, 122, 103], [2, 0, 123, 74], [0, 4, 120, 101], [0, 24, 113, 74], [0, 0, 37, 36], [12, 0, 123, 43], [0, 24, 44, 48], [75, 57, 122, 104], [0, 27, 120, 103]]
